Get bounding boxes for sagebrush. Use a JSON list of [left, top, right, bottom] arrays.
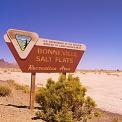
[[36, 74, 98, 122]]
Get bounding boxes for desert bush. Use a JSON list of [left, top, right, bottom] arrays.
[[36, 74, 97, 122], [0, 85, 11, 96]]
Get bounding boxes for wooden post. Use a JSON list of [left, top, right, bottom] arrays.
[[63, 72, 66, 79], [30, 73, 36, 111]]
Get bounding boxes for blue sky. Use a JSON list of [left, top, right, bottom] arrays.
[[0, 0, 122, 70]]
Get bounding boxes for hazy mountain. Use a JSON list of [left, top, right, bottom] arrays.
[[0, 58, 18, 68]]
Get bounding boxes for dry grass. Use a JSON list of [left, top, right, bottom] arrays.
[[6, 80, 30, 93], [0, 85, 11, 96], [112, 118, 119, 122]]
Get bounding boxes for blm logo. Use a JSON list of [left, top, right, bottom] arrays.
[[4, 29, 39, 59], [16, 34, 31, 51]]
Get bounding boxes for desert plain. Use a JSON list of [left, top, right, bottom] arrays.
[[0, 68, 122, 122]]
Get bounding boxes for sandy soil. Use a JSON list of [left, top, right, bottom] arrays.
[[0, 69, 122, 114], [0, 80, 43, 122], [75, 71, 122, 114], [0, 69, 122, 122], [0, 81, 122, 122]]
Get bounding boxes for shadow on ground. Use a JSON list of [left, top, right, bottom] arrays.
[[5, 104, 41, 109]]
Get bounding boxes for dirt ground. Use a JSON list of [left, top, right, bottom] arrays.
[[0, 80, 122, 122], [0, 80, 42, 122]]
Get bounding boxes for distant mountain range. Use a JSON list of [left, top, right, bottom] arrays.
[[0, 58, 19, 68]]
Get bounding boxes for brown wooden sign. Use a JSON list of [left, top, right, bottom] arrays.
[[4, 29, 86, 73]]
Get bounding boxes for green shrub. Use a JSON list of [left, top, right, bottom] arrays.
[[0, 85, 11, 96], [36, 74, 97, 122]]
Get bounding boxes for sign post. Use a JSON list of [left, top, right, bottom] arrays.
[[30, 73, 36, 110], [63, 72, 66, 79], [4, 29, 86, 111]]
